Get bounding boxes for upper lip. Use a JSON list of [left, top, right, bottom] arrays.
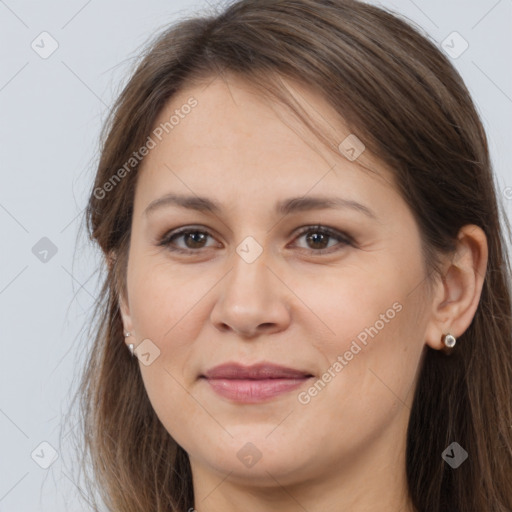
[[202, 362, 313, 380]]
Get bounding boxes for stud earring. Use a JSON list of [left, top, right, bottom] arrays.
[[442, 333, 456, 349], [124, 332, 135, 356]]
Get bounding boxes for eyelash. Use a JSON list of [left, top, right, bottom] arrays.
[[157, 225, 354, 256]]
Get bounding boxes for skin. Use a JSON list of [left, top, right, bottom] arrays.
[[118, 73, 488, 512]]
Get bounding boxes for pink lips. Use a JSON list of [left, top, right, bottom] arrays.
[[201, 362, 313, 403]]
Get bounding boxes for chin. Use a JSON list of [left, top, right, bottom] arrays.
[[191, 434, 315, 486]]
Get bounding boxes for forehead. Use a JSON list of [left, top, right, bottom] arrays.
[[133, 74, 396, 215], [148, 74, 364, 162]]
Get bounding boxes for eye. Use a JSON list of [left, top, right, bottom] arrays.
[[290, 225, 353, 254], [158, 227, 220, 254], [157, 224, 353, 255]]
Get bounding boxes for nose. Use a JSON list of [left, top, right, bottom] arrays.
[[209, 248, 292, 339]]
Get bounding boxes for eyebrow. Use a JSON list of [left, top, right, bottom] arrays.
[[143, 193, 377, 219]]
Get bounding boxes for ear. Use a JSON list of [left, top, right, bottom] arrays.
[[107, 249, 135, 338], [424, 224, 488, 350], [119, 291, 134, 336]]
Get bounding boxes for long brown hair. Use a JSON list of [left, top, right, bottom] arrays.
[[69, 0, 512, 510]]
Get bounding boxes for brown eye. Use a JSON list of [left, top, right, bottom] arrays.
[[158, 224, 353, 256], [159, 228, 219, 254], [292, 226, 353, 254], [179, 231, 208, 249]]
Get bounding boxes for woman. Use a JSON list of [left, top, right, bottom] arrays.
[[74, 0, 512, 510]]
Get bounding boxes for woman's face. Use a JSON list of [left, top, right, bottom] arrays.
[[120, 74, 434, 489]]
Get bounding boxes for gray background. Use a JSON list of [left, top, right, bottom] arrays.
[[1, 0, 511, 510]]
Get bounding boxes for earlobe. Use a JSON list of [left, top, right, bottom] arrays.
[[424, 224, 488, 351], [119, 295, 136, 355]]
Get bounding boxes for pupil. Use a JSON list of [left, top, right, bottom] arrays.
[[307, 232, 327, 249], [187, 232, 205, 248]]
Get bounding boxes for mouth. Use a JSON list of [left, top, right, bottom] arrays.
[[200, 362, 314, 403]]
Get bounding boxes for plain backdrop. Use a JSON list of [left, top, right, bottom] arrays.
[[1, 0, 511, 510]]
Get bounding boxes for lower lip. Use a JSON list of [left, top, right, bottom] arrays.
[[203, 377, 311, 403]]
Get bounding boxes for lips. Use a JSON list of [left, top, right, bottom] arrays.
[[202, 362, 312, 379], [200, 362, 314, 403]]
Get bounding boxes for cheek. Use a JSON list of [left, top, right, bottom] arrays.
[[293, 259, 409, 351], [296, 252, 426, 410], [292, 294, 424, 458], [127, 255, 209, 342], [126, 261, 209, 440]]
